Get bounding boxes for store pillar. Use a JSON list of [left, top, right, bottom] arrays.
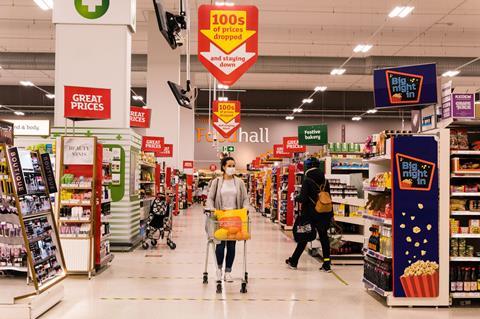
[[53, 1, 136, 128], [146, 12, 195, 168]]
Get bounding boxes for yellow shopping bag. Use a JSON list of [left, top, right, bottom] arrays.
[[213, 208, 250, 241]]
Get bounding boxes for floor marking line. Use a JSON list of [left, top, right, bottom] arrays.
[[98, 297, 319, 302], [331, 271, 349, 286]]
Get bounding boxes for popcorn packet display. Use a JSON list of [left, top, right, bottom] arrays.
[[400, 260, 439, 297]]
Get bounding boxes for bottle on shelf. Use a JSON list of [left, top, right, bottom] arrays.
[[464, 267, 471, 292], [471, 266, 477, 292], [456, 267, 464, 292], [450, 266, 457, 292], [477, 267, 480, 292]]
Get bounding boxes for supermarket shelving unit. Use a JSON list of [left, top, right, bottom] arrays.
[[279, 164, 295, 230]]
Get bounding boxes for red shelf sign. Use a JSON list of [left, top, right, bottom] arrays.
[[142, 136, 164, 153], [156, 144, 173, 158], [130, 107, 152, 128], [283, 137, 306, 153]]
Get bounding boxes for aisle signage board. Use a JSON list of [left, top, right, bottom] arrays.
[[63, 137, 95, 165], [40, 153, 58, 194], [283, 137, 306, 153], [156, 144, 173, 158], [392, 136, 439, 298], [142, 136, 164, 153], [273, 144, 291, 158], [212, 100, 241, 138], [298, 124, 328, 146], [198, 5, 258, 86], [130, 107, 152, 128], [7, 147, 27, 196], [53, 0, 136, 32], [451, 94, 475, 118], [64, 86, 111, 120], [6, 120, 50, 137], [373, 63, 438, 108], [183, 161, 194, 175], [440, 81, 452, 119]]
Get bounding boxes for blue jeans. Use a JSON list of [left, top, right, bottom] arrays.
[[216, 241, 236, 272]]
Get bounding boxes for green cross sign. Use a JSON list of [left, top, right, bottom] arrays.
[[75, 0, 110, 19]]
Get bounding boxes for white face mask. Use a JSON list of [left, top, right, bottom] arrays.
[[225, 167, 236, 176]]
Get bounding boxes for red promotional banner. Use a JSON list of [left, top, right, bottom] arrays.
[[64, 86, 111, 120], [274, 144, 291, 158], [142, 136, 164, 153], [183, 161, 194, 169], [212, 100, 241, 138], [156, 144, 173, 158], [198, 5, 258, 86], [283, 137, 306, 153], [130, 107, 152, 128]]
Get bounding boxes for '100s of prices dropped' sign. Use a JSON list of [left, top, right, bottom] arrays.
[[64, 86, 111, 120], [198, 5, 258, 86], [212, 100, 241, 138]]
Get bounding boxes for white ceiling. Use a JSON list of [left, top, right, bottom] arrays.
[[0, 0, 479, 90]]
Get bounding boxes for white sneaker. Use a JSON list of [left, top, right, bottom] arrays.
[[216, 269, 223, 282], [224, 272, 234, 283]]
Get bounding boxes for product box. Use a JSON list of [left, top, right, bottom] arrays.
[[452, 157, 480, 174]]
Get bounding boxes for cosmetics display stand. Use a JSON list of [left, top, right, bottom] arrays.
[[0, 142, 66, 319]]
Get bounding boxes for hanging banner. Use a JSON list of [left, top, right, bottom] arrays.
[[64, 86, 111, 120], [273, 144, 291, 158], [63, 137, 95, 165], [142, 136, 165, 153], [198, 5, 258, 86], [130, 107, 152, 128], [212, 100, 241, 138], [373, 63, 438, 108], [298, 124, 328, 146], [283, 137, 306, 153], [392, 136, 439, 298], [40, 153, 58, 194], [156, 144, 173, 158]]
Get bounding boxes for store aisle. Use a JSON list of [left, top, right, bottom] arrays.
[[43, 205, 476, 319]]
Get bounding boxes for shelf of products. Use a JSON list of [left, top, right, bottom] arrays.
[[1, 143, 66, 292], [449, 127, 480, 298], [138, 152, 156, 201]]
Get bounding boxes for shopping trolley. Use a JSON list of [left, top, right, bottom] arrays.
[[142, 194, 176, 250], [203, 208, 251, 294]]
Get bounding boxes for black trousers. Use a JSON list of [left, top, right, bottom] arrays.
[[290, 213, 332, 267], [216, 241, 236, 272]]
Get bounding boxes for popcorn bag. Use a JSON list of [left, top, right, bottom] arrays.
[[400, 260, 439, 297]]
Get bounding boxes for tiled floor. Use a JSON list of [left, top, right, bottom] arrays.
[[41, 205, 478, 319]]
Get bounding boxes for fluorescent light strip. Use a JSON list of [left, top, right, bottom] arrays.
[[389, 6, 414, 18], [45, 94, 55, 99], [330, 68, 346, 75], [352, 116, 362, 121], [302, 98, 313, 104], [442, 70, 461, 77], [14, 111, 25, 116], [215, 1, 235, 6], [399, 6, 414, 18], [353, 44, 373, 53], [366, 109, 378, 114], [293, 108, 303, 113], [314, 86, 327, 92], [285, 115, 294, 120], [33, 0, 53, 10], [218, 97, 229, 102], [20, 80, 34, 87]]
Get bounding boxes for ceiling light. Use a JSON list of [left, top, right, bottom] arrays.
[[330, 68, 346, 75], [218, 97, 229, 102], [442, 70, 461, 77], [14, 111, 25, 116], [33, 0, 53, 11], [132, 95, 144, 101], [215, 1, 234, 6], [366, 109, 378, 114], [352, 116, 362, 121], [353, 44, 373, 53], [389, 6, 414, 18], [45, 94, 55, 99], [285, 115, 294, 120], [314, 86, 327, 92], [302, 98, 313, 104], [293, 108, 303, 113], [20, 80, 34, 87]]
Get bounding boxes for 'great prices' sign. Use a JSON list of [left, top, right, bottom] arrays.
[[142, 136, 164, 153], [283, 137, 306, 153], [198, 5, 258, 86], [273, 144, 291, 158], [130, 107, 152, 128], [64, 86, 111, 120]]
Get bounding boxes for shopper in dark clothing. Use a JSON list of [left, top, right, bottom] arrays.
[[286, 157, 333, 272]]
